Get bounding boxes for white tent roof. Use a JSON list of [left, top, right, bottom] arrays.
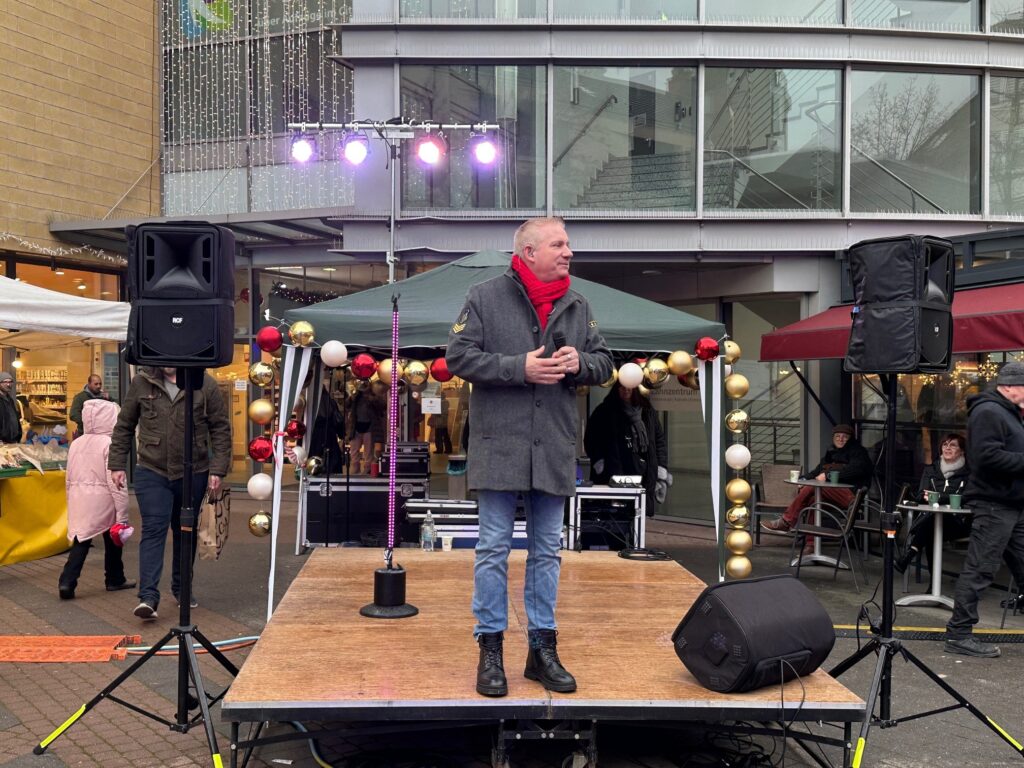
[[0, 275, 129, 350]]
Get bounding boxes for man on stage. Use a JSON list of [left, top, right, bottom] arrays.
[[945, 362, 1024, 658], [447, 217, 612, 697]]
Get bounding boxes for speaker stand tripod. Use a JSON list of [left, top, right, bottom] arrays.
[[35, 368, 239, 765], [828, 374, 1023, 767]]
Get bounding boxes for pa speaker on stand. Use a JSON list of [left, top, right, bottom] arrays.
[[844, 234, 954, 375], [125, 222, 236, 367]]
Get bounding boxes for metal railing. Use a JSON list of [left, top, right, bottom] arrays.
[[553, 95, 618, 168], [703, 149, 812, 209]]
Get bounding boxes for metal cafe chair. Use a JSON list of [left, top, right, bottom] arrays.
[[790, 487, 868, 592], [751, 463, 799, 545]]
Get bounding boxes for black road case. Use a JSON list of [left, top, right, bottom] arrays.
[[305, 476, 428, 546]]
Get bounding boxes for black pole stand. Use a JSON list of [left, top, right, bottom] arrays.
[[829, 374, 1024, 767], [361, 292, 417, 619], [35, 368, 240, 764]]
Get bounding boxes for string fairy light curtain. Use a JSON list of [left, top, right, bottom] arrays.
[[159, 0, 352, 217]]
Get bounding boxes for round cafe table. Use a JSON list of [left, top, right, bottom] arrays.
[[784, 477, 854, 570], [895, 501, 971, 610]]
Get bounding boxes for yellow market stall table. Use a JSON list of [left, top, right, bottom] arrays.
[[0, 468, 68, 566]]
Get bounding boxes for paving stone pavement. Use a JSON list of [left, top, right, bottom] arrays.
[[2, 492, 1023, 767]]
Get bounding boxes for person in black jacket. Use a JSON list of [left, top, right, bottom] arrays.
[[584, 383, 670, 515], [761, 423, 873, 532], [895, 433, 972, 573], [945, 363, 1024, 658], [0, 371, 22, 444]]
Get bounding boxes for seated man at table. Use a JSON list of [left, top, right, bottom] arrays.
[[761, 423, 873, 532]]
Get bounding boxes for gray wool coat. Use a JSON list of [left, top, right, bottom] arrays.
[[446, 269, 613, 497]]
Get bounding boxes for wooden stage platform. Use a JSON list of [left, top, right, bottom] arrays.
[[223, 548, 864, 730]]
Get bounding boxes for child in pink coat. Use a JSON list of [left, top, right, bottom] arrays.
[[59, 399, 134, 599]]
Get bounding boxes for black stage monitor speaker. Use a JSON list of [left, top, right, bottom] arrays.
[[671, 574, 835, 693], [126, 222, 235, 367], [844, 234, 954, 374]]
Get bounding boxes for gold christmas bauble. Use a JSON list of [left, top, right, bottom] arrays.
[[681, 370, 700, 391], [726, 505, 750, 528], [288, 320, 315, 347], [248, 398, 276, 425], [600, 369, 618, 388], [724, 373, 750, 400], [403, 360, 429, 387], [667, 350, 694, 376], [379, 358, 403, 386], [725, 478, 752, 504], [269, 356, 282, 373], [723, 340, 742, 364], [248, 511, 272, 537], [248, 362, 275, 387], [725, 555, 752, 579], [643, 358, 670, 389], [638, 384, 651, 398], [305, 456, 324, 476], [725, 409, 750, 433], [725, 529, 753, 555]]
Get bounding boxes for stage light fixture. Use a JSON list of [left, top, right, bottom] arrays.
[[469, 132, 498, 166], [415, 133, 447, 166], [290, 135, 316, 163], [341, 131, 369, 165]]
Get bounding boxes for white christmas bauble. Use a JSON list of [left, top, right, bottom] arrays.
[[291, 445, 307, 466], [247, 473, 274, 500], [618, 362, 644, 389], [724, 443, 752, 471], [724, 364, 733, 377], [321, 340, 349, 368]]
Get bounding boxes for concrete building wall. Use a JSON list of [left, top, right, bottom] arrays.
[[0, 1, 159, 252]]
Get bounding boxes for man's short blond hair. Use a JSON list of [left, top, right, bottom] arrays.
[[513, 217, 566, 256]]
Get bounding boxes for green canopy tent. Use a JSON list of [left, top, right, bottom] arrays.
[[284, 250, 723, 355]]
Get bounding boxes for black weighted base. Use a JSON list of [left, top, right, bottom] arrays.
[[360, 566, 418, 619]]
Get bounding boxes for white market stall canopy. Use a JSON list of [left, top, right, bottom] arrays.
[[0, 275, 130, 349]]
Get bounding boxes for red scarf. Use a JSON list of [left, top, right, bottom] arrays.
[[512, 255, 570, 329]]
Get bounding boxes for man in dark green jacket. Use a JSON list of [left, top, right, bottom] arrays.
[[69, 374, 110, 437], [109, 367, 232, 620]]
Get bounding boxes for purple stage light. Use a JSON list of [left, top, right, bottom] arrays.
[[469, 133, 498, 165], [341, 132, 369, 165], [290, 136, 315, 163], [415, 134, 447, 166]]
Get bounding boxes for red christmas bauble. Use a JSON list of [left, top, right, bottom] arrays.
[[351, 353, 378, 380], [430, 358, 453, 382], [285, 419, 306, 440], [256, 326, 283, 353], [248, 435, 275, 462], [694, 337, 720, 361]]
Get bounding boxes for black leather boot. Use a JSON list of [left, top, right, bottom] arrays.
[[524, 629, 576, 693], [476, 632, 508, 697], [894, 547, 917, 575]]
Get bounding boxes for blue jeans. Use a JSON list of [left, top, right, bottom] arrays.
[[473, 490, 565, 636], [133, 466, 208, 608]]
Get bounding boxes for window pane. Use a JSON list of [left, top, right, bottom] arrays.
[[852, 0, 980, 32], [400, 0, 544, 19], [553, 67, 696, 212], [706, 0, 840, 25], [991, 76, 1024, 215], [851, 71, 980, 215], [991, 1, 1024, 33], [703, 68, 841, 211], [972, 242, 1024, 267], [553, 0, 696, 21], [400, 66, 546, 211]]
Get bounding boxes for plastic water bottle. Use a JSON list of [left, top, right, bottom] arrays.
[[420, 511, 436, 552]]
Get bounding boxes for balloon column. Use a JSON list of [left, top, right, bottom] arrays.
[[247, 320, 351, 539], [720, 340, 753, 579]]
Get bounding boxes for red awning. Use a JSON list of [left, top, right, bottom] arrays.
[[760, 283, 1024, 362]]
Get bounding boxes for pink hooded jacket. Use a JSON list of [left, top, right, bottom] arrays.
[[66, 399, 129, 542]]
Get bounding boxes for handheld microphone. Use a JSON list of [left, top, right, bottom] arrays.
[[553, 332, 566, 353]]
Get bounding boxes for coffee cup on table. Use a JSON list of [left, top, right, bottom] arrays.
[[948, 494, 962, 510], [827, 471, 840, 484], [789, 470, 800, 482], [927, 491, 940, 506], [441, 535, 454, 552]]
